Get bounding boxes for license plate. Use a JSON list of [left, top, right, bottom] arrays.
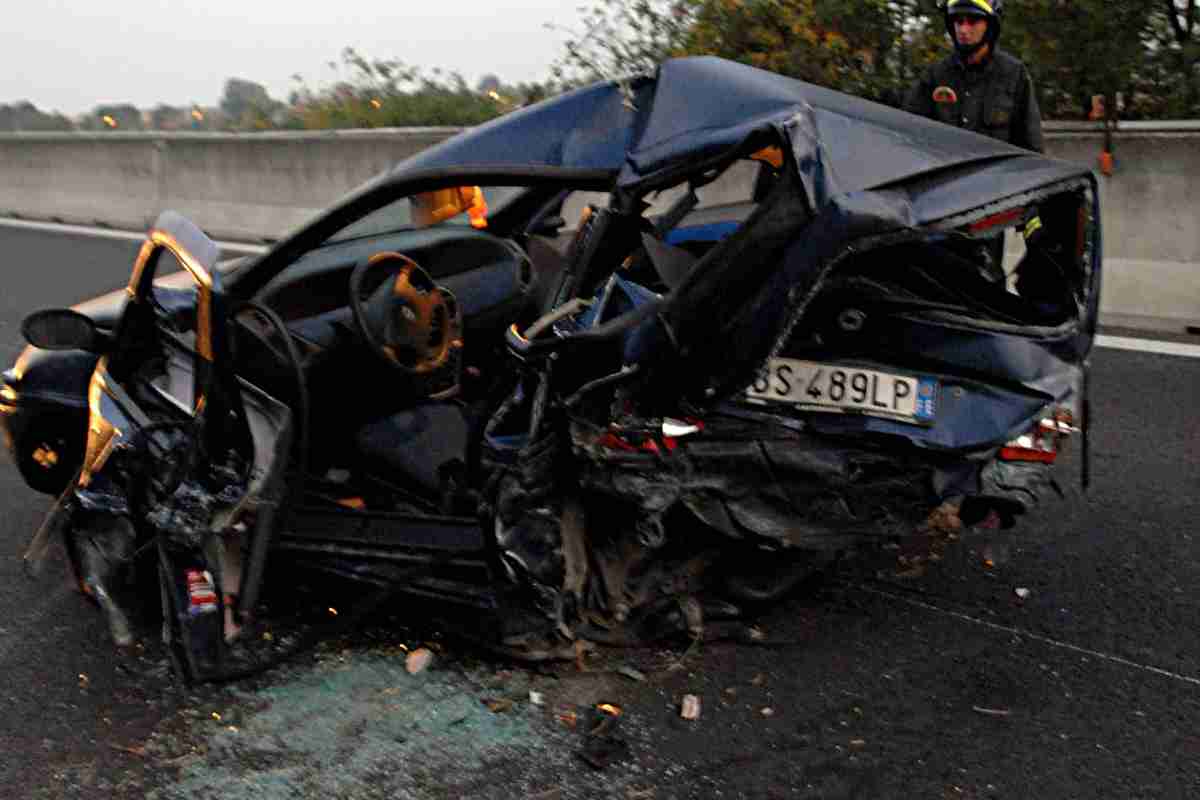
[[746, 359, 937, 424]]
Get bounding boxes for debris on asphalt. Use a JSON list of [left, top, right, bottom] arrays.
[[405, 647, 434, 674], [616, 665, 647, 682], [750, 673, 766, 687], [149, 651, 589, 798], [923, 500, 964, 533], [110, 742, 147, 757], [680, 694, 701, 720], [972, 705, 1012, 717], [893, 558, 927, 579], [760, 707, 775, 717], [1015, 587, 1032, 601], [578, 730, 629, 769], [849, 738, 866, 748], [578, 703, 628, 770], [556, 707, 579, 729], [982, 542, 1011, 569], [483, 697, 513, 713], [528, 690, 544, 706]]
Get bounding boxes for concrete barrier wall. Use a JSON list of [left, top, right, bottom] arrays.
[[1043, 123, 1200, 328], [0, 136, 162, 231], [0, 129, 460, 242], [0, 123, 1196, 327]]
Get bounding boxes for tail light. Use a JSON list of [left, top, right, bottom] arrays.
[[999, 410, 1078, 464], [968, 206, 1026, 235]]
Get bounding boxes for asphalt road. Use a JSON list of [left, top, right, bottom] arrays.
[[0, 221, 1198, 799]]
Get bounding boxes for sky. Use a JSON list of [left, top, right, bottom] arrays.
[[3, 0, 581, 115]]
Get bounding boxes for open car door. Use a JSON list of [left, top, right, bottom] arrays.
[[24, 212, 294, 680]]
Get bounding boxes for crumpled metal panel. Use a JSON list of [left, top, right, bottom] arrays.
[[650, 109, 1099, 452], [618, 57, 1023, 189], [978, 459, 1056, 513], [381, 55, 1069, 202], [575, 424, 942, 549], [673, 179, 913, 405], [390, 80, 644, 177], [909, 158, 1093, 225]]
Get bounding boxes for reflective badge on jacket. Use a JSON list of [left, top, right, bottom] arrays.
[[932, 85, 958, 104]]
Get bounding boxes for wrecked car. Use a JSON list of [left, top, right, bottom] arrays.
[[0, 57, 1099, 680]]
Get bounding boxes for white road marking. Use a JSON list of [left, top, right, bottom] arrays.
[[1096, 334, 1200, 359], [857, 583, 1200, 689], [0, 216, 269, 254]]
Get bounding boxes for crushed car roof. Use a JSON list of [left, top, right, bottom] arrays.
[[386, 56, 1087, 200]]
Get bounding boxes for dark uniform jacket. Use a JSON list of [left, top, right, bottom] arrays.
[[905, 48, 1043, 153]]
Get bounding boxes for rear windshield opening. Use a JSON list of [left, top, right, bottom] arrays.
[[821, 188, 1093, 330]]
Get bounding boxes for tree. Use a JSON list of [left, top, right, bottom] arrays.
[[1152, 0, 1199, 115], [0, 102, 73, 132], [476, 74, 502, 94], [682, 0, 919, 103], [550, 0, 1196, 118], [78, 104, 143, 131], [550, 0, 934, 104], [547, 0, 696, 86], [999, 0, 1157, 120], [219, 78, 283, 129], [288, 48, 505, 129]]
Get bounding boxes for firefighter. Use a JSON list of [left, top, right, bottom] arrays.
[[905, 0, 1044, 153], [906, 0, 1045, 282]]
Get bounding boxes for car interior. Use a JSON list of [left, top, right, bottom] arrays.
[[213, 156, 779, 519]]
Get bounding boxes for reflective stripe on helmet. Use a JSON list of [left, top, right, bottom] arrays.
[[948, 0, 994, 15]]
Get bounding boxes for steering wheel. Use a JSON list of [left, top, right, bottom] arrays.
[[349, 251, 463, 379]]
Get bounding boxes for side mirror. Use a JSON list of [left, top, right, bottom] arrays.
[[21, 309, 106, 352]]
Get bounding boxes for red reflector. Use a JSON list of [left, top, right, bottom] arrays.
[[597, 432, 637, 452], [999, 447, 1057, 463], [969, 207, 1025, 234], [597, 432, 677, 454]]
